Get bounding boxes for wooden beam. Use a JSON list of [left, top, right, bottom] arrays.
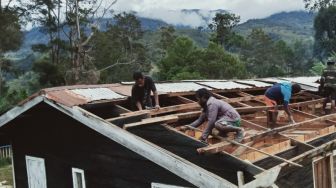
[[212, 92, 252, 107], [43, 99, 238, 188], [237, 171, 245, 187], [123, 111, 202, 129], [236, 98, 325, 113], [164, 125, 266, 173], [232, 141, 254, 156], [278, 137, 336, 168], [198, 139, 302, 167], [241, 119, 268, 131], [176, 96, 195, 103], [275, 113, 336, 133], [241, 166, 281, 188], [185, 125, 302, 167], [115, 104, 131, 113], [279, 133, 316, 149], [237, 92, 267, 105], [120, 102, 200, 117], [124, 115, 179, 129]]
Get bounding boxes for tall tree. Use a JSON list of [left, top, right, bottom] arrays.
[[208, 13, 240, 48], [241, 28, 290, 77], [314, 5, 336, 58], [304, 0, 336, 10], [91, 12, 151, 82], [0, 2, 23, 97]]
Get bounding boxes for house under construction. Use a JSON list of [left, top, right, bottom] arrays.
[[0, 76, 335, 188]]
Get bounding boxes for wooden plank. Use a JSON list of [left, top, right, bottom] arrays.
[[212, 92, 251, 107], [123, 111, 202, 129], [124, 115, 179, 129], [232, 142, 254, 156], [237, 171, 244, 187], [241, 119, 268, 131], [121, 102, 200, 117], [189, 125, 302, 167], [236, 98, 325, 113], [241, 166, 281, 188], [43, 98, 238, 188], [176, 96, 195, 104], [275, 113, 336, 133], [163, 125, 266, 173]]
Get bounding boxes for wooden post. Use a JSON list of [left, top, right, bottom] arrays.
[[237, 171, 245, 187]]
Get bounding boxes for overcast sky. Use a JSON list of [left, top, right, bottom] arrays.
[[113, 0, 306, 26], [3, 0, 307, 28]]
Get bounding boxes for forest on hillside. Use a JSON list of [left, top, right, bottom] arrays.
[[0, 0, 335, 112]]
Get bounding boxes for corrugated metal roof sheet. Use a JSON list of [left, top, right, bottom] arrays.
[[281, 77, 320, 88], [235, 80, 272, 87], [155, 83, 210, 94], [71, 88, 126, 101], [108, 85, 132, 96], [198, 81, 252, 90], [46, 90, 88, 106], [258, 78, 285, 83]]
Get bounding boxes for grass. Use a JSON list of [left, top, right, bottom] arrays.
[[0, 165, 13, 186], [0, 158, 13, 186]]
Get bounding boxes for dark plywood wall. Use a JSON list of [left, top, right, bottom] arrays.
[[3, 103, 195, 188], [129, 125, 263, 185]]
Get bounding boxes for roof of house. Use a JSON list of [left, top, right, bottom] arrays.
[[0, 76, 334, 188]]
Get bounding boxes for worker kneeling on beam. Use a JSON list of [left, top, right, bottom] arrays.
[[264, 82, 301, 125], [189, 88, 244, 143]]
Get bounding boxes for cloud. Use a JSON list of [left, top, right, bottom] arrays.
[[112, 0, 306, 25]]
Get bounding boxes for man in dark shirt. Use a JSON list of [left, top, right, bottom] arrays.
[[132, 72, 160, 111]]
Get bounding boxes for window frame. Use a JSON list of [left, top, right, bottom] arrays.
[[72, 168, 86, 188]]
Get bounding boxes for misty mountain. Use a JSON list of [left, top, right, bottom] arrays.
[[236, 11, 315, 43], [7, 10, 315, 71]]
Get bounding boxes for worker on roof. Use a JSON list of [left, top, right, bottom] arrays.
[[264, 82, 301, 124], [189, 88, 244, 143], [320, 61, 336, 113], [132, 71, 160, 111]]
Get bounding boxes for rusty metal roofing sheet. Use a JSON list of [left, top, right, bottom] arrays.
[[198, 81, 253, 90], [235, 80, 272, 87], [108, 85, 132, 96], [70, 88, 126, 101], [46, 90, 88, 106], [155, 83, 211, 94]]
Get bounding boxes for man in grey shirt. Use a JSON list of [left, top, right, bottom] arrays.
[[190, 88, 244, 143]]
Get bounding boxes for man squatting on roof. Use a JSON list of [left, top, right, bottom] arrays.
[[264, 82, 302, 124], [132, 71, 160, 111], [189, 88, 245, 143]]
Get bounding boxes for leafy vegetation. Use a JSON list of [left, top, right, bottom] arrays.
[[1, 1, 336, 112]]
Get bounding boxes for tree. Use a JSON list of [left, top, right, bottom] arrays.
[[23, 0, 118, 84], [158, 37, 201, 80], [197, 43, 247, 79], [208, 13, 240, 47], [157, 37, 247, 80], [314, 5, 336, 58], [241, 28, 296, 77], [291, 40, 314, 75], [90, 12, 151, 82], [309, 61, 326, 75], [304, 0, 336, 10], [0, 3, 23, 97], [158, 26, 176, 50]]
